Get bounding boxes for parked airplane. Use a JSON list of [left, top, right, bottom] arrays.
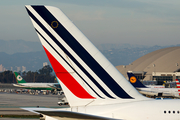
[[13, 72, 60, 90], [24, 5, 180, 120], [128, 72, 180, 98]]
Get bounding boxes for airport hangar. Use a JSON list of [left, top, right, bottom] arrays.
[[116, 46, 180, 85]]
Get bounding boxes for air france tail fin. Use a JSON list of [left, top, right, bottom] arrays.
[[127, 72, 147, 88], [25, 5, 148, 107], [14, 72, 27, 84]]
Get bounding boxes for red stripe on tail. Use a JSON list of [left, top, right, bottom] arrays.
[[43, 46, 95, 99]]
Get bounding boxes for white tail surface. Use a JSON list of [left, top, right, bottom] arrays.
[[25, 5, 148, 107]]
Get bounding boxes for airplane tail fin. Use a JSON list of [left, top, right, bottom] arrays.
[[14, 72, 27, 84], [25, 5, 148, 107], [175, 79, 180, 96], [176, 79, 180, 88], [127, 72, 147, 88]]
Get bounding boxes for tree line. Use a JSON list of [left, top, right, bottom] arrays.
[[0, 65, 56, 83]]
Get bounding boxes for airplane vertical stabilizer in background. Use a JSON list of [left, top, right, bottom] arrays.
[[176, 79, 180, 88], [127, 72, 147, 88], [175, 79, 180, 96], [127, 72, 165, 88], [25, 5, 180, 120], [14, 72, 27, 83]]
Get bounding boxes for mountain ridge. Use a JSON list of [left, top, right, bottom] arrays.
[[0, 39, 179, 71]]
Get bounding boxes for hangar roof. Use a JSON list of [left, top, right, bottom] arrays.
[[116, 46, 180, 80]]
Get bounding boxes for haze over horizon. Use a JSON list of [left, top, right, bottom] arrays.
[[0, 0, 180, 47]]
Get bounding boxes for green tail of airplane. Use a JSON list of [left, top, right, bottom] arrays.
[[14, 72, 27, 84]]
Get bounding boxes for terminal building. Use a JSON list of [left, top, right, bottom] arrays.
[[116, 46, 180, 85]]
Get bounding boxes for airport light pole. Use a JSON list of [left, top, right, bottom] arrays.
[[153, 64, 156, 80]]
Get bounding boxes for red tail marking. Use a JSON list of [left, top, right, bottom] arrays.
[[43, 46, 95, 99]]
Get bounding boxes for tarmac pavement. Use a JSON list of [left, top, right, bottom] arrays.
[[0, 92, 66, 120]]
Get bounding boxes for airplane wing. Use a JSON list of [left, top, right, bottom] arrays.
[[35, 110, 121, 120], [22, 107, 121, 120], [47, 84, 54, 87]]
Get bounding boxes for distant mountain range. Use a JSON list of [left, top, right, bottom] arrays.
[[0, 50, 49, 71], [0, 39, 179, 71], [0, 39, 43, 54]]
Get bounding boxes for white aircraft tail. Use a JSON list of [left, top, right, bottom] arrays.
[[25, 5, 148, 107]]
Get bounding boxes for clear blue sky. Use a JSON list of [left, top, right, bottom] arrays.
[[0, 0, 180, 46]]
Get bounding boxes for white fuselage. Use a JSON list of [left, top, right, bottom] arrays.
[[137, 87, 179, 98], [61, 99, 180, 120], [146, 85, 165, 88], [13, 83, 58, 90]]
